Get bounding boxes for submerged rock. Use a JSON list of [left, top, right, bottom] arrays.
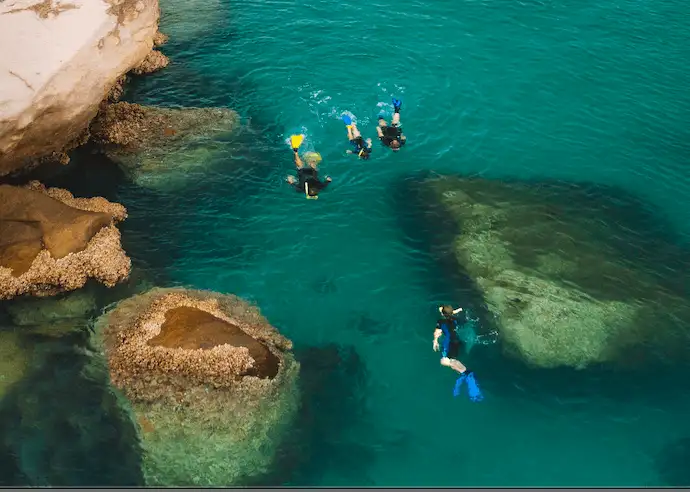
[[6, 290, 97, 327], [95, 287, 299, 486], [0, 329, 32, 403], [0, 0, 164, 176], [89, 102, 240, 191], [2, 289, 98, 338], [0, 182, 131, 300], [418, 175, 690, 369], [0, 342, 145, 486]]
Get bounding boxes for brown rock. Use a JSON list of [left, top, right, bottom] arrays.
[[153, 31, 168, 46], [149, 306, 280, 378], [0, 184, 112, 260], [0, 181, 130, 299], [95, 287, 300, 486], [131, 49, 169, 75], [0, 221, 43, 276]]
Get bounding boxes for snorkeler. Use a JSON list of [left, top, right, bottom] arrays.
[[433, 304, 484, 401], [285, 135, 331, 199], [433, 305, 468, 374], [377, 98, 406, 151], [342, 115, 373, 160]]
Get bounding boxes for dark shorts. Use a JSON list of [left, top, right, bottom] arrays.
[[444, 340, 463, 360], [350, 138, 371, 159], [350, 137, 364, 149]]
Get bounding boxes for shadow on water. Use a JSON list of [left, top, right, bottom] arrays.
[[0, 330, 144, 486], [392, 170, 690, 404], [251, 344, 380, 486]]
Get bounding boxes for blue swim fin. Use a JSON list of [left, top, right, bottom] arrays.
[[341, 114, 352, 126], [466, 372, 484, 402], [453, 374, 467, 397], [392, 98, 402, 110]]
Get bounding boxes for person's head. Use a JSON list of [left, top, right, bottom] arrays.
[[441, 305, 454, 317], [390, 139, 401, 151], [359, 148, 371, 160], [304, 151, 322, 167]]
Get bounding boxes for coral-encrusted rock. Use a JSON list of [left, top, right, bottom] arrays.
[[131, 49, 169, 75], [418, 175, 690, 370], [0, 182, 130, 300], [0, 0, 163, 176], [90, 102, 240, 191], [96, 288, 299, 486]]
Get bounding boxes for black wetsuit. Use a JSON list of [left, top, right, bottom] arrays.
[[350, 136, 372, 159], [436, 314, 466, 359], [292, 167, 330, 195], [380, 125, 406, 148]]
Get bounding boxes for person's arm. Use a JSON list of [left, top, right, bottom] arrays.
[[320, 176, 332, 189], [293, 150, 303, 169], [366, 138, 373, 148], [433, 327, 442, 352], [376, 126, 384, 139]]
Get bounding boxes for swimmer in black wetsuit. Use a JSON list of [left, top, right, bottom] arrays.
[[433, 304, 469, 374], [377, 98, 406, 151], [345, 122, 373, 160], [286, 148, 331, 199]]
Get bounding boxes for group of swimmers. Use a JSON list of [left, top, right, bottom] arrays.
[[286, 98, 406, 199], [285, 97, 483, 401]]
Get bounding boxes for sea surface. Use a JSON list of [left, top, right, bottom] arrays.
[[2, 0, 690, 486]]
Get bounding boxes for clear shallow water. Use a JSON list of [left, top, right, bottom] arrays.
[[2, 0, 690, 486]]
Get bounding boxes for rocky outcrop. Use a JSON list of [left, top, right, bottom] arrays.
[[89, 102, 240, 191], [95, 288, 299, 486], [0, 182, 131, 300], [131, 49, 169, 75], [418, 175, 690, 369], [0, 0, 166, 176]]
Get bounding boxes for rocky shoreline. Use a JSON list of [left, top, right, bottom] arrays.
[[0, 0, 169, 176]]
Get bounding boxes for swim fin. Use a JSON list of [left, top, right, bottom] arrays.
[[290, 134, 305, 151], [466, 372, 484, 402], [392, 97, 402, 110], [341, 114, 352, 127], [453, 374, 467, 397]]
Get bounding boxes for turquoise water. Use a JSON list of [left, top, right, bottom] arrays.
[[2, 0, 690, 486]]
